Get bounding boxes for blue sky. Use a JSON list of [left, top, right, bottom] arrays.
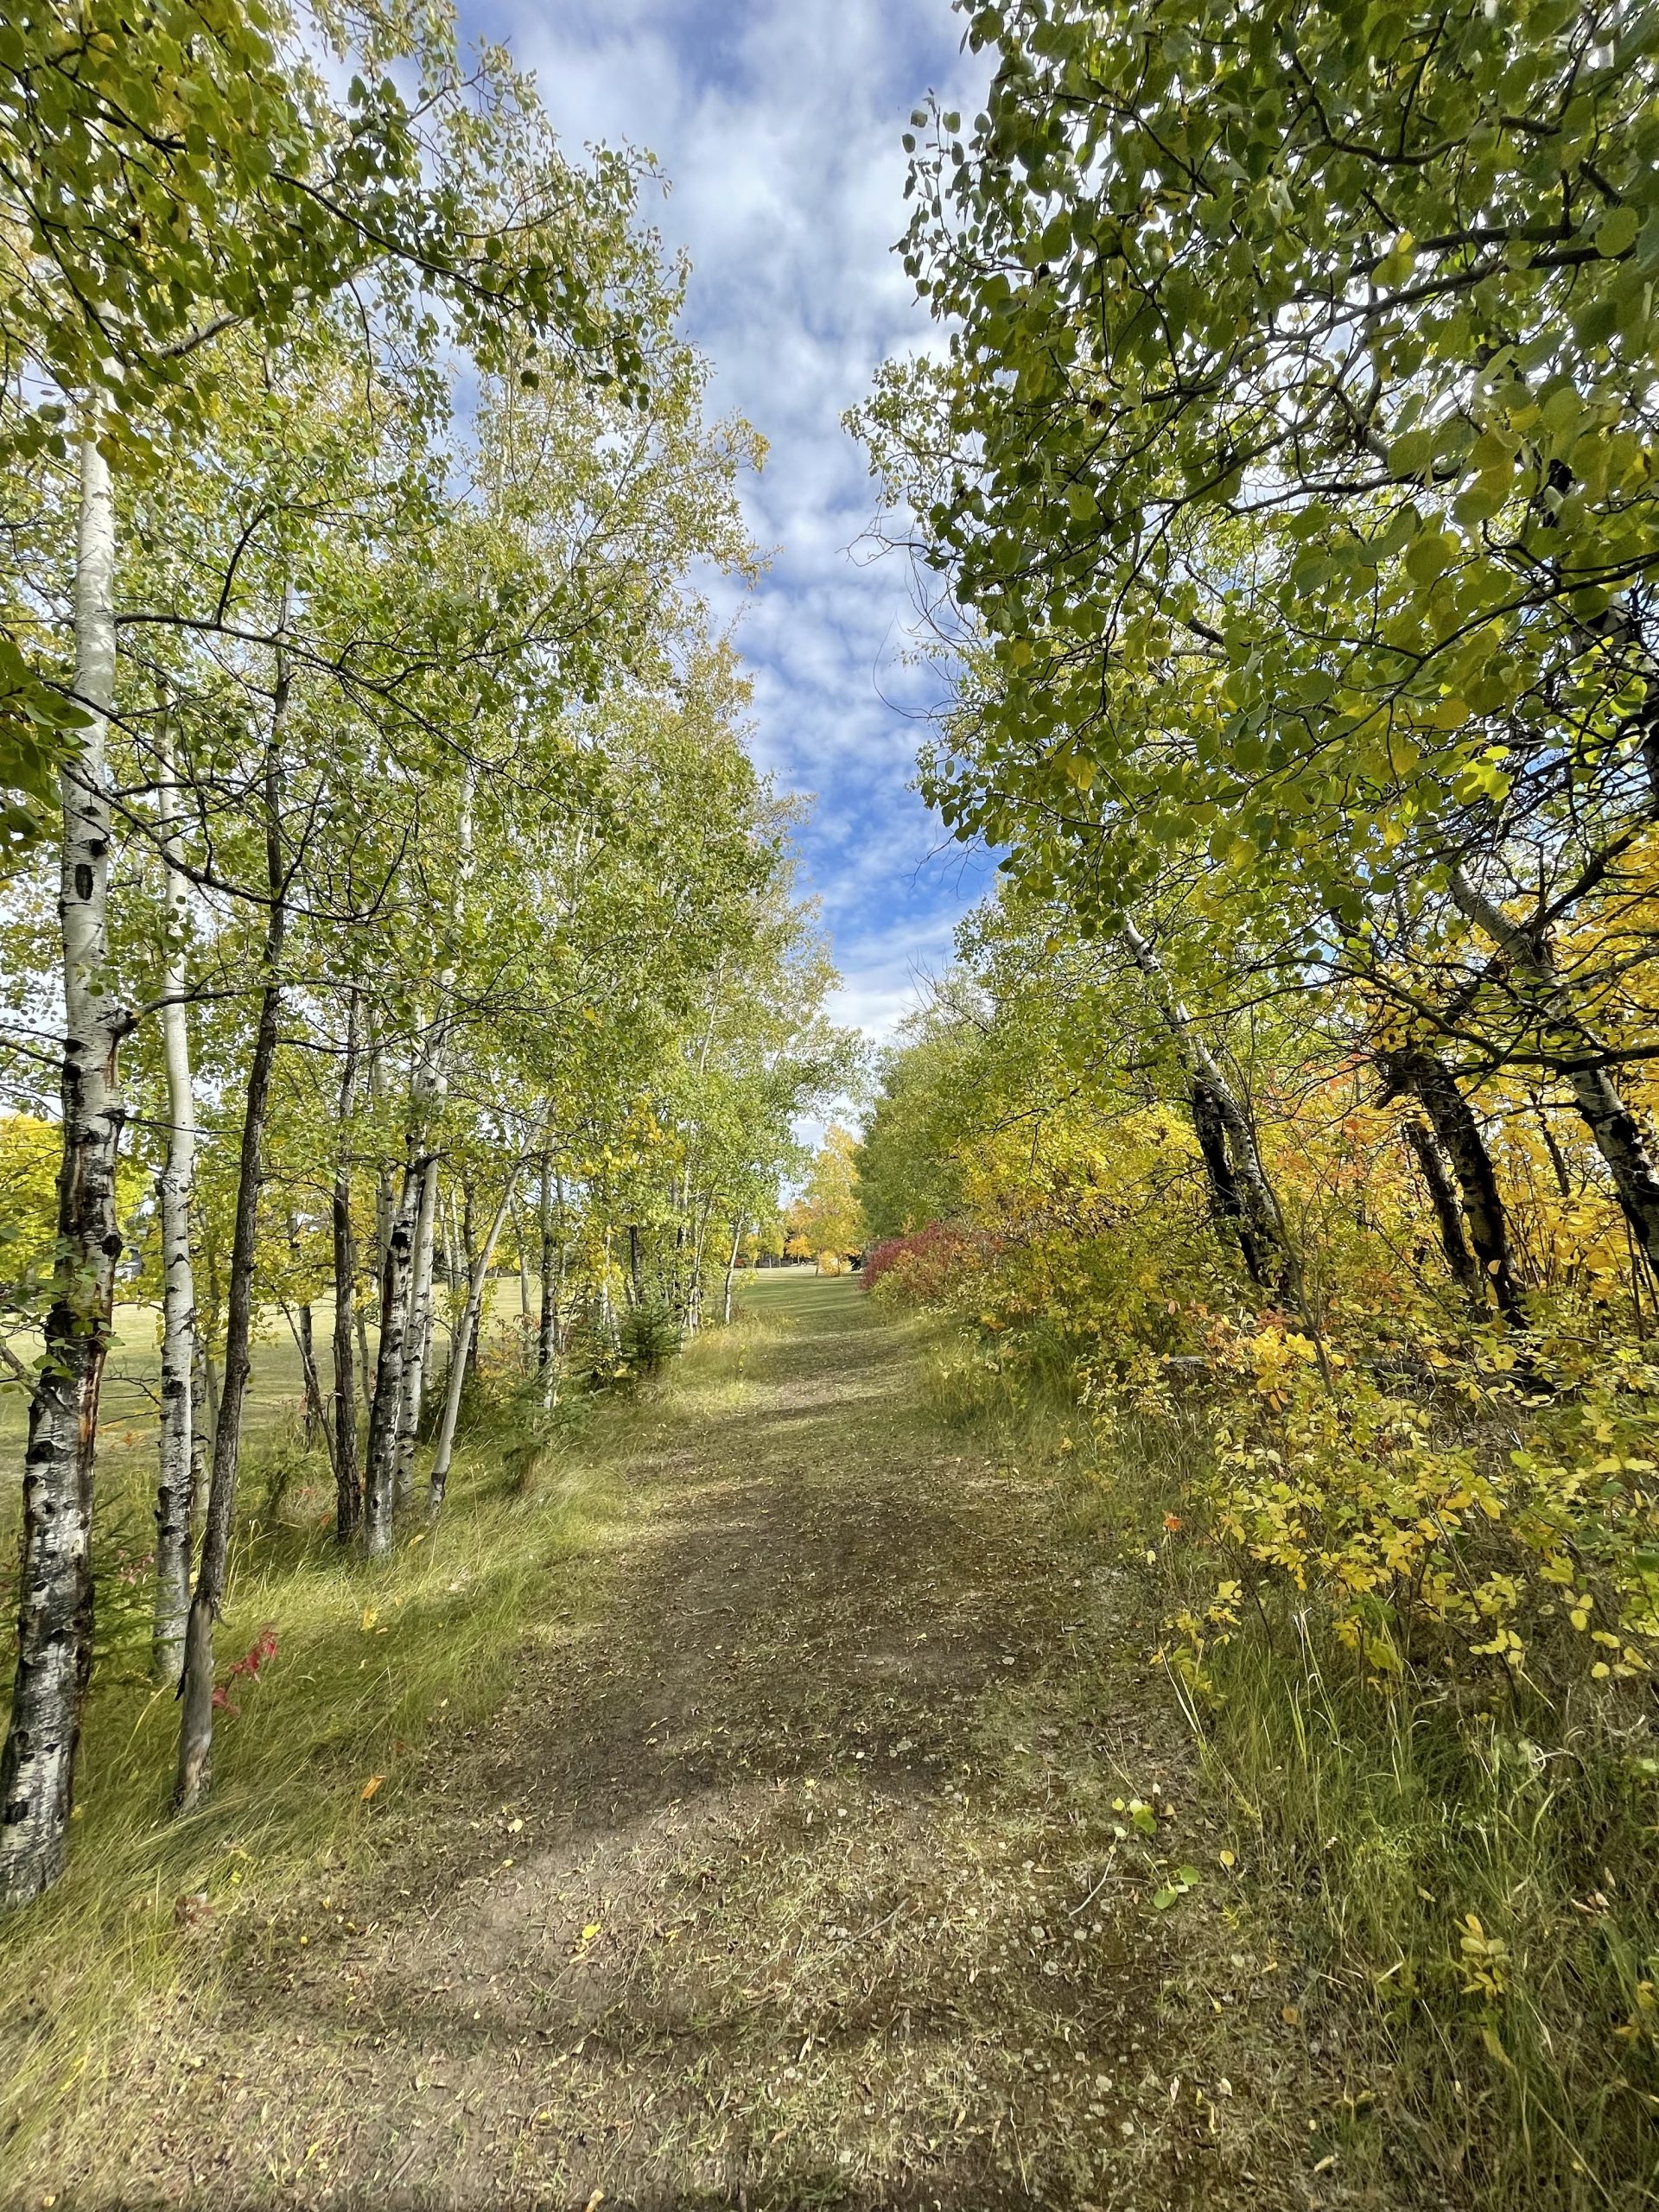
[[467, 0, 995, 1043]]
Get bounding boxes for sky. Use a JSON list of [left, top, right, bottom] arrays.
[[467, 0, 995, 1048]]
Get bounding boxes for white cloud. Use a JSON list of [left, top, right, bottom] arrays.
[[487, 0, 989, 1033]]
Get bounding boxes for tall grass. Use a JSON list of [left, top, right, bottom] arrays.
[[0, 1338, 648, 2176], [915, 1324, 1659, 2211]]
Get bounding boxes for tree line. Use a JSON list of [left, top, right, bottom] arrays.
[[0, 0, 846, 1909], [853, 3, 1659, 2188]]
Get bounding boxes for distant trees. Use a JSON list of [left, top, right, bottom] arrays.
[[786, 1127, 867, 1270]]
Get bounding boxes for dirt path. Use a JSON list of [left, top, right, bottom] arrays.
[[40, 1277, 1325, 2212]]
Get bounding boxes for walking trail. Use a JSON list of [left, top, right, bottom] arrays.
[[44, 1275, 1331, 2212]]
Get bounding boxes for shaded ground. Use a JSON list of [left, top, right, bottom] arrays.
[[12, 1276, 1341, 2212]]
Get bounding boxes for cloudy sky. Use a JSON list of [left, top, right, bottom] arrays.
[[465, 0, 994, 1045]]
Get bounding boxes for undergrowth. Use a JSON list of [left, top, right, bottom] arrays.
[[914, 1324, 1659, 2212]]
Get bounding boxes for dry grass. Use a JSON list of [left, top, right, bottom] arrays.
[[914, 1325, 1659, 2212], [1, 1278, 1356, 2212]]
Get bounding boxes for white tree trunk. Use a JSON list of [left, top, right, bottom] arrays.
[[151, 716, 197, 1684], [392, 1158, 439, 1507], [427, 1173, 518, 1522], [363, 1166, 419, 1558], [0, 417, 128, 1907], [174, 691, 289, 1815], [331, 987, 362, 1541], [392, 766, 474, 1502]]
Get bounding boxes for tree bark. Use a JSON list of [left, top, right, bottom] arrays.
[[722, 1217, 743, 1326], [362, 1166, 419, 1558], [284, 1294, 329, 1452], [1187, 1077, 1277, 1282], [512, 1199, 531, 1348], [189, 1338, 212, 1534], [1450, 867, 1659, 1273], [394, 763, 472, 1494], [175, 681, 289, 1815], [355, 1303, 373, 1414], [0, 417, 129, 1907], [1121, 920, 1289, 1295], [460, 1178, 481, 1389], [332, 986, 362, 1541], [537, 1158, 557, 1390], [427, 1173, 518, 1521], [1381, 1047, 1527, 1325], [392, 1158, 439, 1508], [151, 711, 198, 1687], [1402, 1118, 1480, 1296]]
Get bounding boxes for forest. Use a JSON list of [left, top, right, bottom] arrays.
[[2, 0, 1656, 2208], [0, 0, 850, 1891], [850, 0, 1659, 2198]]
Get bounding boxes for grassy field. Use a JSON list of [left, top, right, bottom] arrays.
[[0, 1272, 1302, 2212], [3, 1277, 1649, 2209], [0, 1281, 544, 1465], [0, 1279, 622, 2186]]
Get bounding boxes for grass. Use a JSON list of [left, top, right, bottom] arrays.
[[0, 1273, 1306, 2210], [8, 1276, 1654, 2208], [911, 1320, 1659, 2211], [0, 1295, 653, 2182]]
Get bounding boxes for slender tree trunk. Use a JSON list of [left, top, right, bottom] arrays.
[[394, 763, 471, 1481], [151, 713, 198, 1687], [0, 416, 129, 1906], [1188, 1078, 1277, 1281], [283, 1211, 325, 1451], [537, 1158, 556, 1389], [393, 1159, 439, 1507], [296, 1304, 320, 1440], [428, 1173, 519, 1521], [688, 1201, 714, 1333], [1402, 1118, 1480, 1296], [355, 1312, 373, 1414], [189, 1339, 212, 1534], [512, 1199, 531, 1349], [362, 1167, 418, 1559], [460, 1178, 481, 1387], [284, 1300, 330, 1449], [200, 1336, 221, 1460], [1382, 1047, 1527, 1325], [175, 691, 289, 1815], [600, 1224, 619, 1351], [371, 1042, 394, 1287], [722, 1217, 743, 1325], [332, 987, 361, 1541], [1121, 920, 1289, 1295], [1450, 868, 1659, 1272], [1529, 1093, 1574, 1201], [442, 1189, 461, 1308], [628, 1223, 644, 1308]]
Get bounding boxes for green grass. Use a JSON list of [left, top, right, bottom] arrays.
[[911, 1322, 1659, 2212], [0, 1293, 656, 2177]]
